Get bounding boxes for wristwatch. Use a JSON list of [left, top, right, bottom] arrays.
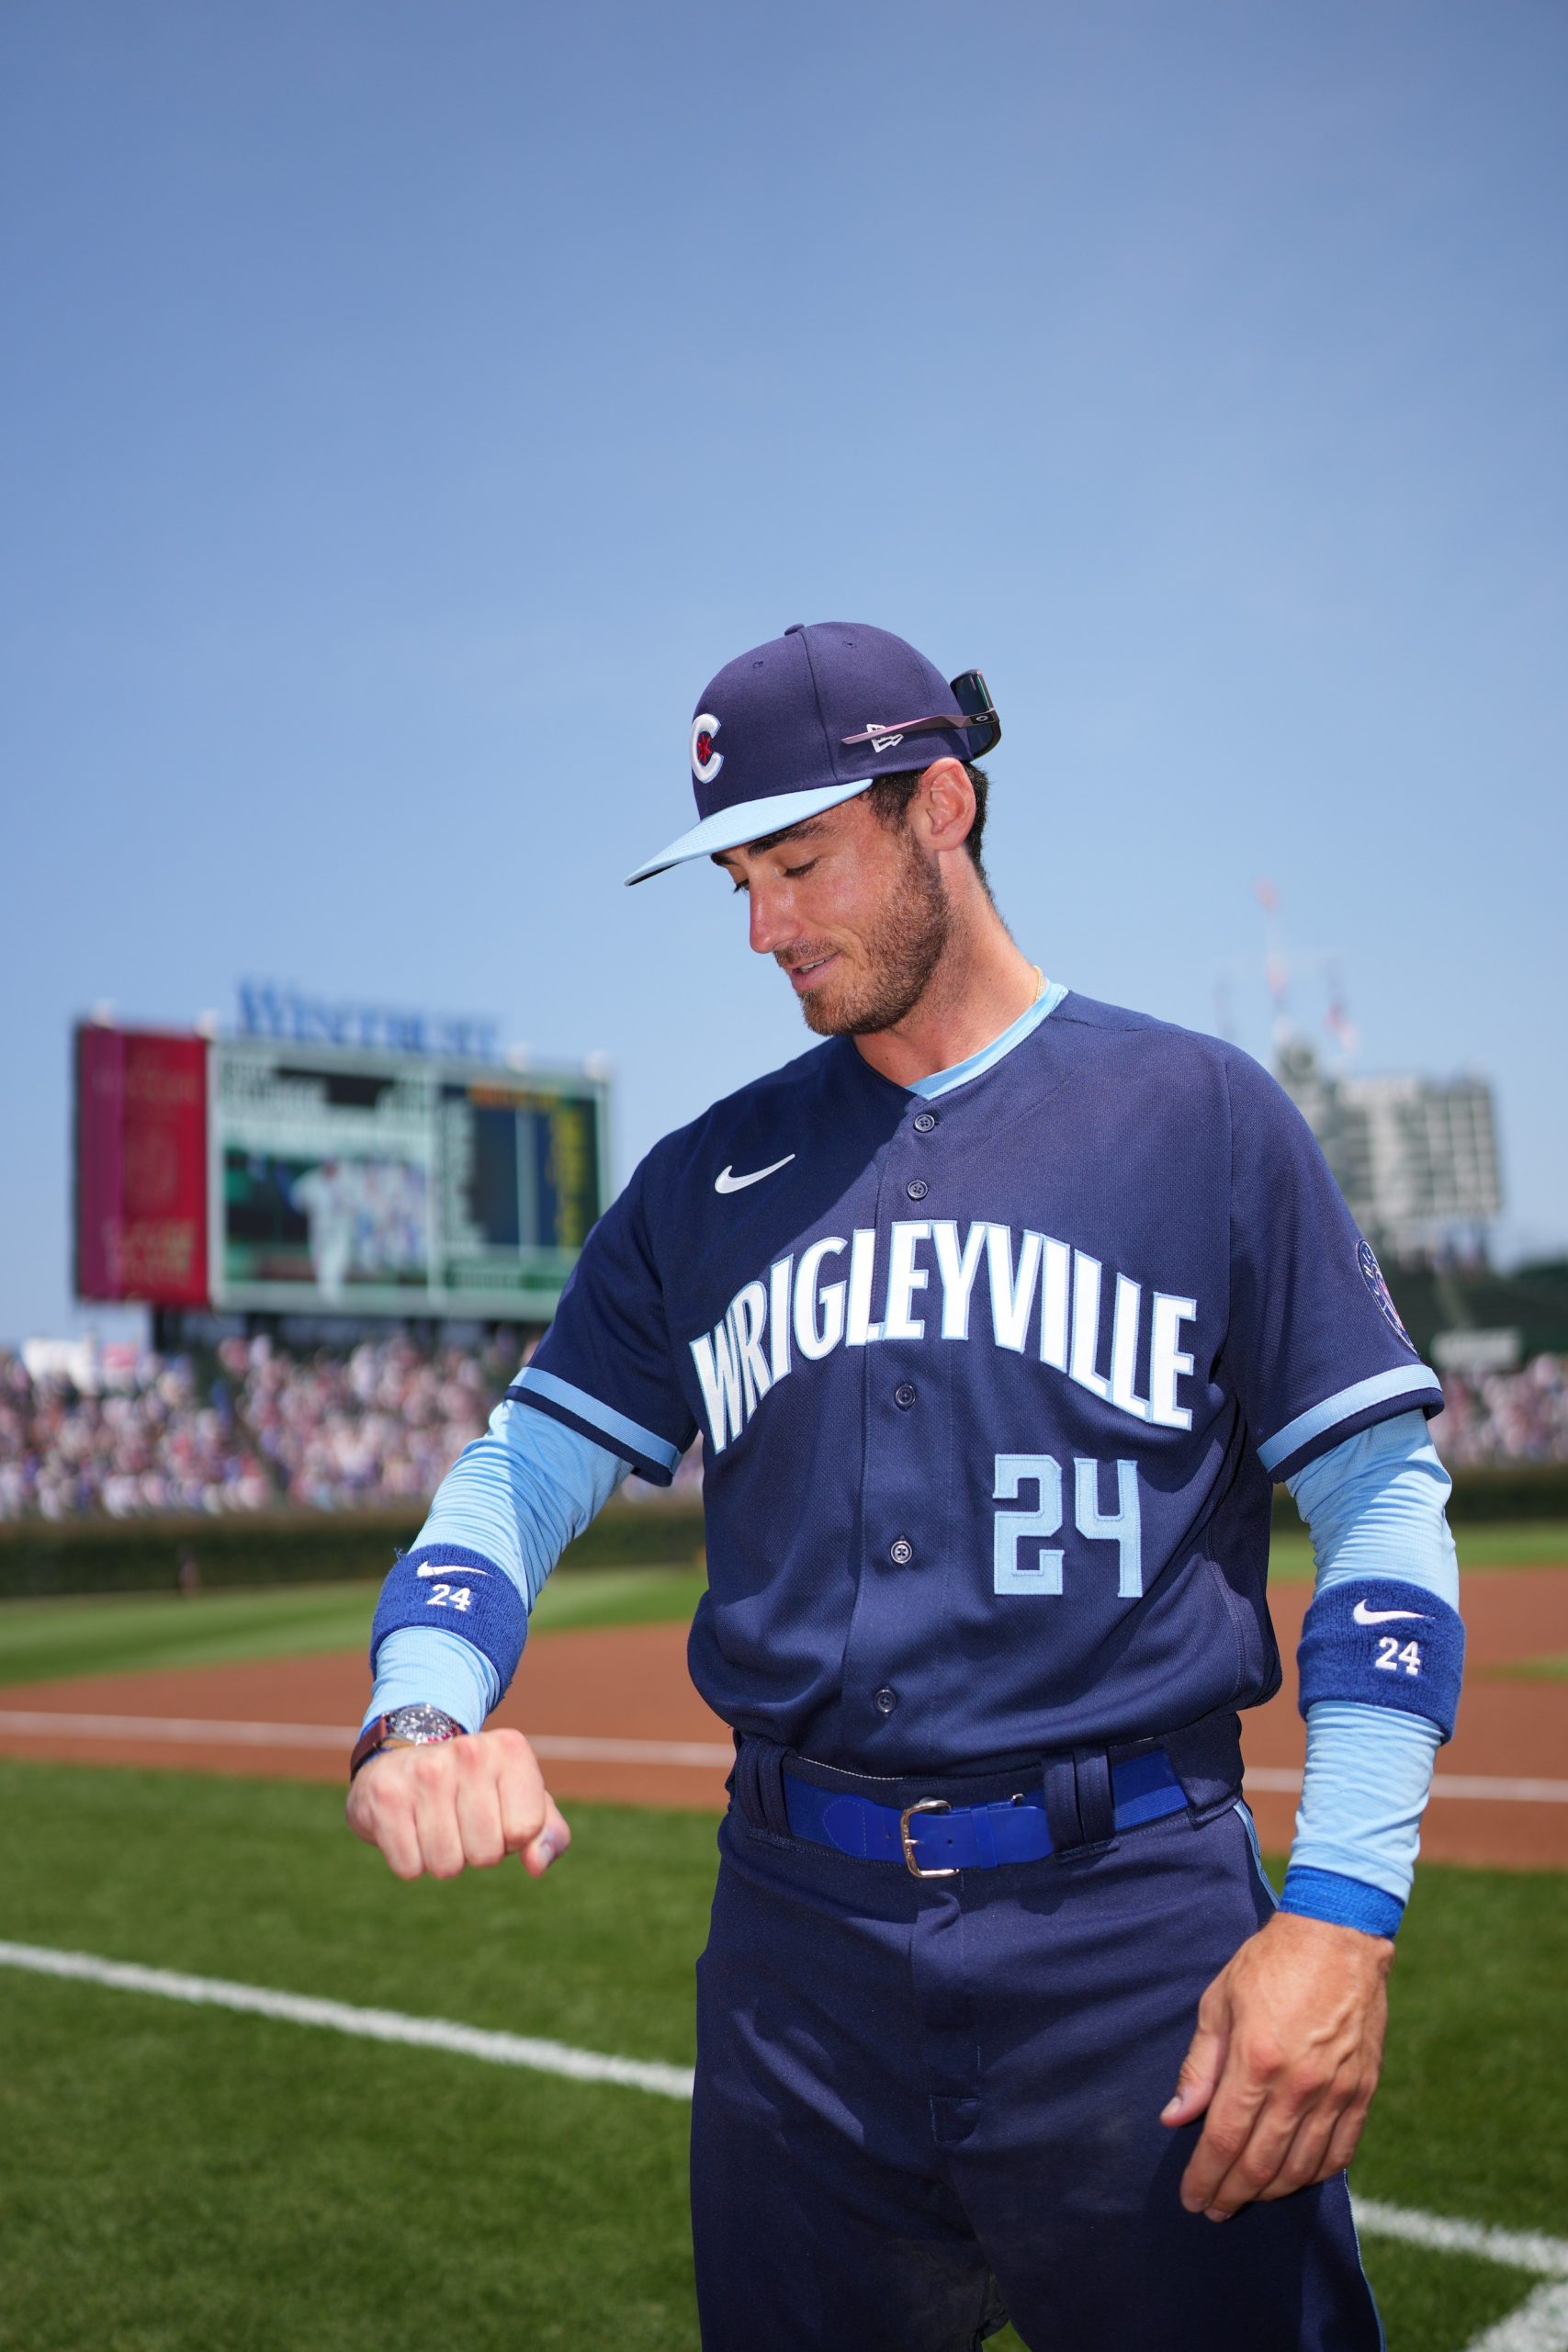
[[349, 1702, 467, 1781]]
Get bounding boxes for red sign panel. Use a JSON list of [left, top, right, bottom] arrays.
[[75, 1027, 209, 1305]]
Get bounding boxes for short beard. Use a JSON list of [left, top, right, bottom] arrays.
[[793, 832, 953, 1038]]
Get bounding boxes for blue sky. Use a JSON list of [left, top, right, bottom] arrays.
[[3, 0, 1564, 1342]]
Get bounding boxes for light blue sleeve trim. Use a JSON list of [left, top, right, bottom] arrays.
[[514, 1365, 682, 1473], [910, 980, 1068, 1099], [365, 1397, 628, 1731], [1258, 1363, 1440, 1475], [1280, 1410, 1457, 1907]]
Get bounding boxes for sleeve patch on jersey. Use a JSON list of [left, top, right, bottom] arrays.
[[1356, 1239, 1418, 1354], [1280, 1864, 1404, 1939], [370, 1545, 528, 1696], [507, 1367, 681, 1484], [1258, 1365, 1444, 1477], [1296, 1577, 1464, 1742]]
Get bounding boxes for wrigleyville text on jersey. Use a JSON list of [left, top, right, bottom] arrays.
[[689, 1218, 1198, 1454]]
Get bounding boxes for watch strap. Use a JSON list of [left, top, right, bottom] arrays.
[[350, 1716, 397, 1781]]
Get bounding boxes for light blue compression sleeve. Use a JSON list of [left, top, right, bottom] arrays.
[[364, 1396, 629, 1734], [1277, 1409, 1460, 1936]]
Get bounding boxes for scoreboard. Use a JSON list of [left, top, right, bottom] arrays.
[[75, 1023, 609, 1322]]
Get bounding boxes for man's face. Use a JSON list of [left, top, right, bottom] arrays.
[[713, 789, 951, 1037]]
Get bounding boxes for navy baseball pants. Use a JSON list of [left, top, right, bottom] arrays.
[[691, 1762, 1382, 2351]]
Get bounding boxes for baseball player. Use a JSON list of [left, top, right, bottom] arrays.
[[347, 623, 1463, 2351]]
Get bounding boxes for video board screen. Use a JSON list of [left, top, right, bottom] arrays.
[[209, 1038, 607, 1319]]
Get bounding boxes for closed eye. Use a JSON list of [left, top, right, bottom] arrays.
[[783, 859, 818, 880]]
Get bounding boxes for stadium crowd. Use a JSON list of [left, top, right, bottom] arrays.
[[232, 1334, 508, 1510], [0, 1336, 1560, 1521], [1427, 1350, 1568, 1469], [0, 1332, 703, 1519], [0, 1349, 275, 1521]]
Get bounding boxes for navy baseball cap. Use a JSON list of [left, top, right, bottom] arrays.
[[624, 621, 998, 885]]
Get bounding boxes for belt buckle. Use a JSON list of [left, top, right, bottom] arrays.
[[899, 1796, 956, 1880]]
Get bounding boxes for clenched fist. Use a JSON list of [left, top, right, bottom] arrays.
[[345, 1727, 570, 1883]]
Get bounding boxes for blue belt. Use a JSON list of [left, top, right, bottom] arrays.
[[782, 1748, 1190, 1878]]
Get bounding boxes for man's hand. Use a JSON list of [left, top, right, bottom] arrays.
[[345, 1727, 570, 1883], [1160, 1910, 1393, 2221]]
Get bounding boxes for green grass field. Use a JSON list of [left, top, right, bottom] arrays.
[[0, 1758, 1563, 2350], [1, 1544, 1564, 2349]]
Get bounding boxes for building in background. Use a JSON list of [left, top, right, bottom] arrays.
[[1276, 1040, 1503, 1263], [1271, 1038, 1568, 1377]]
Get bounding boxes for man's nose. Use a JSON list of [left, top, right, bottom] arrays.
[[748, 877, 795, 958]]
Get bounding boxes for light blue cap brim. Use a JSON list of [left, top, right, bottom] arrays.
[[624, 776, 874, 885]]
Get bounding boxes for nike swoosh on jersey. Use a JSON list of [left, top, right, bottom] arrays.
[[1351, 1600, 1427, 1624], [715, 1154, 797, 1194], [416, 1562, 490, 1578]]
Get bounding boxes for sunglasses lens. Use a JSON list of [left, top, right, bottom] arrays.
[[949, 671, 1000, 755]]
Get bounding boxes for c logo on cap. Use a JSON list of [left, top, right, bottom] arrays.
[[691, 713, 723, 786]]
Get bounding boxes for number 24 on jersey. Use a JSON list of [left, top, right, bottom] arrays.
[[993, 1454, 1144, 1598]]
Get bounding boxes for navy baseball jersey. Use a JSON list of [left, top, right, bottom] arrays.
[[512, 991, 1442, 1772]]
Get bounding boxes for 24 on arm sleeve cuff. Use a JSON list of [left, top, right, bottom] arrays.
[[364, 1394, 631, 1715], [1296, 1577, 1464, 1737], [369, 1545, 526, 1696], [1288, 1410, 1465, 1738]]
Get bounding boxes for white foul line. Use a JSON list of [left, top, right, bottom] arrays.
[[0, 1938, 1562, 2349], [0, 1939, 694, 2099], [0, 1714, 1560, 1800], [0, 1712, 735, 1770], [1351, 2197, 1568, 2278], [1465, 2283, 1568, 2352]]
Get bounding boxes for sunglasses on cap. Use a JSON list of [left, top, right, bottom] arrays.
[[839, 670, 1001, 761]]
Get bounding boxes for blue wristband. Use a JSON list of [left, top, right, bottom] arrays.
[[369, 1545, 527, 1694], [1297, 1576, 1464, 1741], [1280, 1864, 1404, 1939]]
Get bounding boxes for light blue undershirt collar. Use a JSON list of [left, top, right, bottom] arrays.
[[908, 978, 1069, 1100]]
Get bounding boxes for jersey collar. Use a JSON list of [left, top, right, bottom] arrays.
[[908, 979, 1069, 1101]]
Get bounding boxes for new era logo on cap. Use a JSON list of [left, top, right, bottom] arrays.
[[626, 622, 996, 885]]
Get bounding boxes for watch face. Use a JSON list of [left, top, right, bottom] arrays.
[[385, 1703, 462, 1744]]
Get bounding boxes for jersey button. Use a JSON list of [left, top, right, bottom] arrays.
[[905, 1178, 929, 1201], [888, 1537, 914, 1566], [912, 1111, 938, 1134], [894, 1383, 917, 1408], [874, 1686, 898, 1715]]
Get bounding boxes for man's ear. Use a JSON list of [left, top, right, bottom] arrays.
[[913, 758, 976, 854]]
